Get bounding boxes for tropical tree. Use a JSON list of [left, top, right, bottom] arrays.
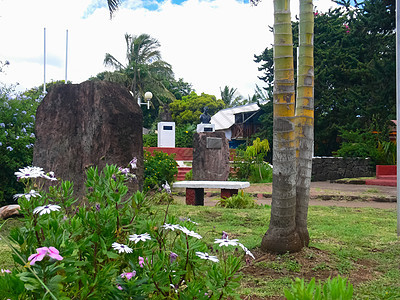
[[253, 0, 314, 253], [294, 0, 314, 248], [220, 86, 239, 107], [169, 92, 225, 125], [260, 0, 301, 253], [164, 78, 193, 100], [255, 0, 396, 156], [103, 33, 175, 105], [102, 33, 177, 128]]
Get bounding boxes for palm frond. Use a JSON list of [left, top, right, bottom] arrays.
[[104, 53, 125, 70], [108, 0, 121, 18]]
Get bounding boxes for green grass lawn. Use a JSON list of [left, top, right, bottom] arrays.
[[1, 204, 399, 299]]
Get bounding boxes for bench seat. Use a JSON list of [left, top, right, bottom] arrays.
[[173, 181, 250, 206]]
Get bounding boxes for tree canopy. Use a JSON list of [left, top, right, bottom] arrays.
[[255, 0, 395, 156], [169, 92, 225, 125]]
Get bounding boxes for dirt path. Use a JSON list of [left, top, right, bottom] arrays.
[[172, 181, 398, 209]]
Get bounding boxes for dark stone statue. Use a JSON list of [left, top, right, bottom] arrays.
[[199, 106, 211, 124]]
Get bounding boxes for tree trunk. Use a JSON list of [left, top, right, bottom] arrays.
[[295, 0, 314, 247], [261, 0, 302, 254]]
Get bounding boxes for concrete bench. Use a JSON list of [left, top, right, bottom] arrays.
[[172, 181, 250, 206]]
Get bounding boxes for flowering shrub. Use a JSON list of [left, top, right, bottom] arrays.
[[175, 124, 195, 148], [144, 150, 178, 192], [0, 164, 254, 299], [0, 85, 43, 205]]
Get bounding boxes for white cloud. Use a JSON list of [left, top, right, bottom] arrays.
[[0, 0, 338, 97]]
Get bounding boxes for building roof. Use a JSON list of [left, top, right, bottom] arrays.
[[211, 102, 263, 131]]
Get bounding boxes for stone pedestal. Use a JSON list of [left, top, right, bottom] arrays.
[[196, 123, 215, 133], [192, 132, 229, 181]]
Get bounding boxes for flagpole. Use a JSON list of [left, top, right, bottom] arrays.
[[65, 29, 68, 83], [43, 27, 46, 94], [396, 0, 400, 236]]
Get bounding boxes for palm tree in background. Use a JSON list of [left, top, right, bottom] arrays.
[[220, 86, 238, 107], [104, 33, 175, 104]]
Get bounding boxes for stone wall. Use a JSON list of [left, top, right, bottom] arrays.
[[312, 157, 375, 181]]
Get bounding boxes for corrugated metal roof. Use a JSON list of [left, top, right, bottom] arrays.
[[211, 103, 262, 130]]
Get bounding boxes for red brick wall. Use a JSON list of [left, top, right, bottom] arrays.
[[144, 147, 193, 161]]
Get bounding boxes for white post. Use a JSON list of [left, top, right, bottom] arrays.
[[65, 29, 68, 83], [43, 27, 46, 94], [396, 0, 400, 236]]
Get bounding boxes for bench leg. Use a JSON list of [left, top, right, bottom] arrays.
[[186, 188, 204, 206], [221, 189, 238, 199]]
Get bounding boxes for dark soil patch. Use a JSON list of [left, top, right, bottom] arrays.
[[239, 246, 378, 299]]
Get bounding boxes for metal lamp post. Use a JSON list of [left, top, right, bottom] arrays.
[[138, 91, 153, 109]]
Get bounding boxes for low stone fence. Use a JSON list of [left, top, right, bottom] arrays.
[[312, 157, 375, 181]]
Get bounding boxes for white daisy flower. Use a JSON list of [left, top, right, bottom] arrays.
[[41, 172, 57, 181], [214, 238, 239, 247], [129, 157, 137, 169], [128, 233, 152, 244], [179, 217, 199, 225], [186, 218, 198, 225], [238, 243, 255, 259], [33, 204, 61, 215], [13, 189, 41, 201], [162, 223, 181, 231], [112, 242, 133, 254], [179, 226, 202, 239], [195, 252, 219, 263], [15, 166, 44, 179], [162, 181, 171, 194], [118, 167, 130, 175]]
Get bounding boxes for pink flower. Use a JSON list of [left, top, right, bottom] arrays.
[[47, 247, 63, 261], [116, 284, 123, 290], [121, 271, 136, 280], [138, 256, 145, 268], [28, 247, 48, 265], [1, 269, 11, 273], [28, 246, 63, 265]]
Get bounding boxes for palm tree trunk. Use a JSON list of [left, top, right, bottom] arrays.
[[261, 0, 302, 253], [295, 0, 314, 247]]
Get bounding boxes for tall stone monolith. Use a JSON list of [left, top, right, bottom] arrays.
[[33, 81, 143, 199]]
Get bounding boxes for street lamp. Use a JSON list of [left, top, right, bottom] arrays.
[[138, 91, 153, 109]]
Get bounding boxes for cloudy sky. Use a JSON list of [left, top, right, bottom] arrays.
[[0, 0, 339, 98]]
